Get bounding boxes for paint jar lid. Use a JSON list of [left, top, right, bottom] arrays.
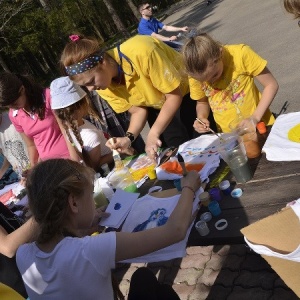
[[231, 188, 243, 198], [219, 180, 230, 190], [199, 191, 210, 201], [200, 212, 212, 222]]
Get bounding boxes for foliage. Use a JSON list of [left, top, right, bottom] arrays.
[[0, 0, 181, 85]]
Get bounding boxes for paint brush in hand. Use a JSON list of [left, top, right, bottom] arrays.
[[177, 153, 188, 176]]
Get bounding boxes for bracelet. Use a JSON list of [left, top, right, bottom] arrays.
[[181, 186, 196, 198], [125, 132, 135, 147]]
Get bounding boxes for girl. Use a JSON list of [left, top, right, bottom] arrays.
[[0, 72, 75, 168], [50, 76, 113, 173], [181, 33, 279, 133], [60, 34, 200, 160], [0, 203, 38, 299], [16, 159, 200, 299], [283, 0, 300, 18]]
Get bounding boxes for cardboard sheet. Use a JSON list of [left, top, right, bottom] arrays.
[[241, 206, 300, 297]]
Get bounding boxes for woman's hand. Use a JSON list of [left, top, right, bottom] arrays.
[[193, 118, 210, 133]]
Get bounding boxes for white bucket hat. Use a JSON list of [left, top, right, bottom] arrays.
[[50, 76, 87, 109]]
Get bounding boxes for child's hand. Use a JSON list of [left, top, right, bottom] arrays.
[[181, 170, 201, 193], [193, 118, 210, 133], [105, 137, 131, 153]]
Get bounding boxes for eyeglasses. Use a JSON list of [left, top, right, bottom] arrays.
[[142, 5, 151, 10]]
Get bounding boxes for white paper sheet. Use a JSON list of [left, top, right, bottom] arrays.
[[99, 189, 140, 228]]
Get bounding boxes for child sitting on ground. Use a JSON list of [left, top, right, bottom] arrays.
[[50, 77, 113, 173], [181, 32, 279, 133], [16, 159, 200, 299]]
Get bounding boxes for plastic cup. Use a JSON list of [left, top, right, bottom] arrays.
[[209, 187, 222, 201], [147, 165, 157, 180], [173, 178, 182, 191], [195, 220, 210, 236], [218, 135, 253, 183], [93, 190, 108, 208], [107, 168, 138, 193], [208, 200, 221, 216], [199, 191, 210, 207], [229, 117, 261, 158], [219, 180, 231, 196]]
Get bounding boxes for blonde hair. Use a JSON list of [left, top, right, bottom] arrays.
[[181, 33, 222, 76], [26, 159, 94, 243], [283, 0, 300, 18]]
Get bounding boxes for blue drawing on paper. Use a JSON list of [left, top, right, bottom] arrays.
[[114, 203, 121, 210], [133, 208, 168, 232]]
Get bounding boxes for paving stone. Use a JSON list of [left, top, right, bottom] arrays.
[[116, 266, 139, 281], [206, 284, 232, 300], [147, 259, 175, 268], [242, 252, 271, 271], [187, 246, 213, 256], [229, 244, 250, 256], [227, 286, 272, 300], [271, 287, 299, 300], [189, 283, 212, 300], [172, 283, 195, 300], [180, 253, 210, 269], [213, 269, 239, 286], [222, 253, 246, 270], [211, 244, 231, 256], [200, 268, 220, 286], [234, 269, 278, 290], [173, 268, 203, 285], [205, 252, 227, 270], [119, 279, 130, 298]]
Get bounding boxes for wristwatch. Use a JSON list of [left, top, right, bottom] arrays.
[[125, 131, 135, 146]]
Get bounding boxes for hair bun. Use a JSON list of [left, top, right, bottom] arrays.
[[69, 34, 80, 42]]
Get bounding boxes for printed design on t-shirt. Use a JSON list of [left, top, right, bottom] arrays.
[[202, 75, 245, 114], [181, 145, 219, 158], [132, 208, 168, 232], [4, 140, 29, 170]]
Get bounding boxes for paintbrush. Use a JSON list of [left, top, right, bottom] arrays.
[[177, 153, 188, 176], [195, 118, 224, 141]]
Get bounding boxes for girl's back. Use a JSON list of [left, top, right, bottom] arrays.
[[17, 233, 116, 299]]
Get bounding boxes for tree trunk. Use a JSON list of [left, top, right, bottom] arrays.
[[0, 53, 10, 72], [102, 0, 130, 37], [125, 0, 140, 21]]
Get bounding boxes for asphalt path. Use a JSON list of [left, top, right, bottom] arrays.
[[163, 0, 300, 115]]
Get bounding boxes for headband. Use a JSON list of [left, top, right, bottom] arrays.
[[65, 53, 103, 76]]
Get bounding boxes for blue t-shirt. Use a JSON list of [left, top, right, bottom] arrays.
[[138, 17, 164, 35]]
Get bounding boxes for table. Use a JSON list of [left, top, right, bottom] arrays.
[[140, 132, 300, 246], [188, 155, 300, 246]]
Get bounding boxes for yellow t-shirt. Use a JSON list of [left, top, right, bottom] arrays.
[[189, 44, 275, 132], [97, 35, 189, 113]]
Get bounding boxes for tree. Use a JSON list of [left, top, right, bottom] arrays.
[[102, 0, 130, 37], [125, 0, 140, 21]]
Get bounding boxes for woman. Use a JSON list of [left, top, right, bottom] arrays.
[[0, 72, 77, 168], [60, 34, 199, 160]]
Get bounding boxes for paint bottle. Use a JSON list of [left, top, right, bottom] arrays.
[[199, 191, 211, 207]]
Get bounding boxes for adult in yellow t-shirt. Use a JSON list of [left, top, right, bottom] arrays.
[[182, 33, 278, 133], [61, 34, 197, 159]]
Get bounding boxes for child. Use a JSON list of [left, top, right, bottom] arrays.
[[283, 0, 300, 19], [60, 34, 199, 160], [50, 77, 113, 173], [16, 159, 200, 299], [0, 72, 76, 167], [181, 33, 279, 133]]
